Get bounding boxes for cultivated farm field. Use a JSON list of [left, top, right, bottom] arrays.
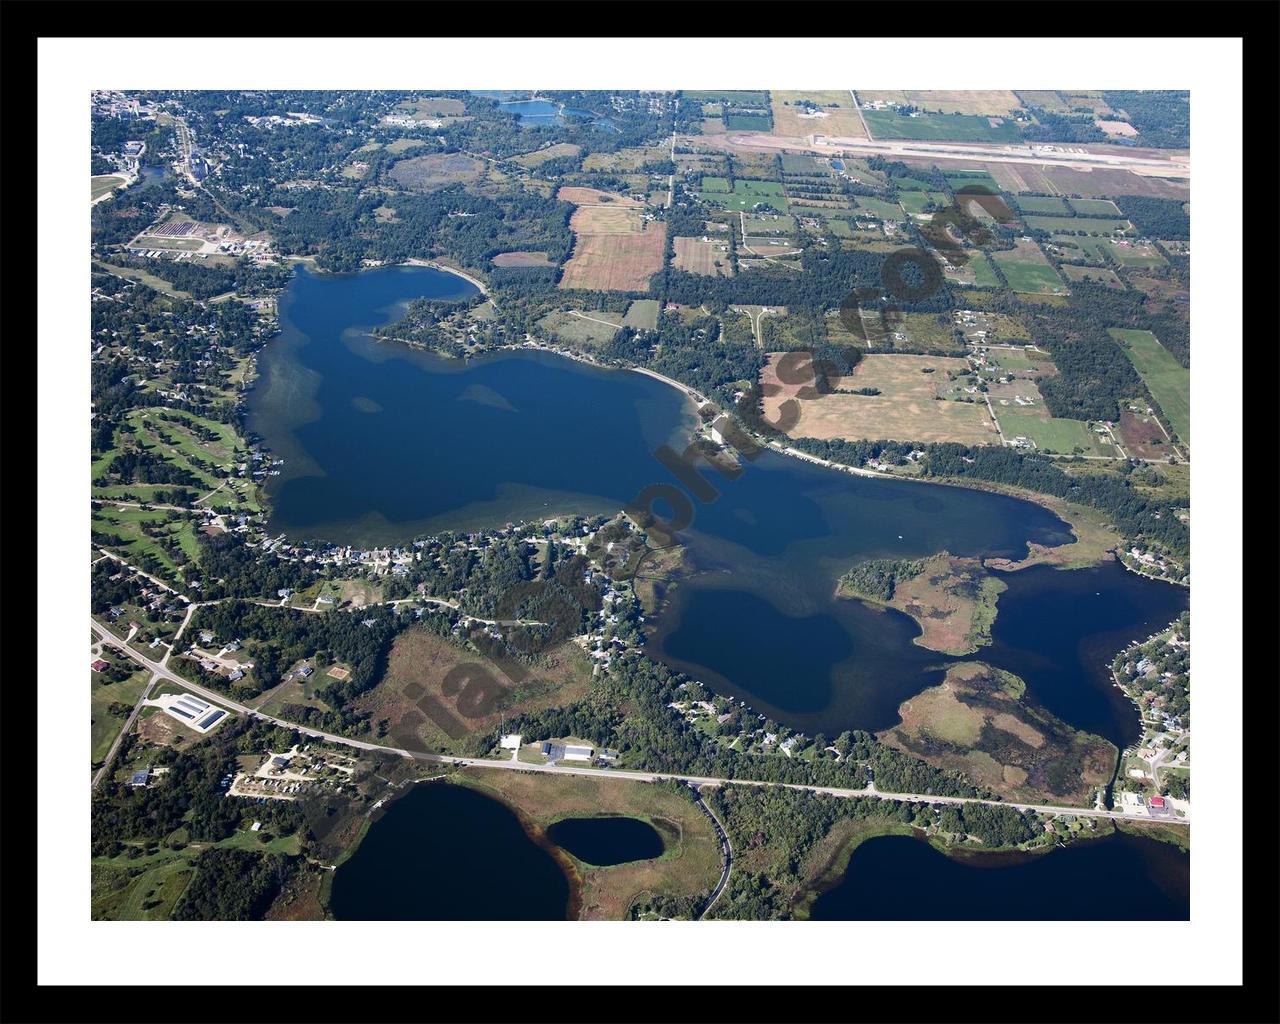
[[760, 352, 999, 445]]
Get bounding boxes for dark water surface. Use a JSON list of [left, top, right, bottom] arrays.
[[808, 832, 1189, 920], [329, 783, 571, 920], [546, 816, 666, 866], [250, 265, 1186, 742]]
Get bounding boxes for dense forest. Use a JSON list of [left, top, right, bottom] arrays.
[[1117, 195, 1191, 240], [1102, 91, 1190, 148]]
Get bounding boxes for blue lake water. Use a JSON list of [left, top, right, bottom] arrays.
[[546, 816, 666, 866], [808, 831, 1189, 920], [249, 265, 1187, 742], [329, 782, 572, 920]]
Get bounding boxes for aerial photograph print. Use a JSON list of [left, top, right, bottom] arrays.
[[84, 80, 1198, 926]]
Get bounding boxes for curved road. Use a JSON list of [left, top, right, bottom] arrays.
[[691, 785, 732, 919]]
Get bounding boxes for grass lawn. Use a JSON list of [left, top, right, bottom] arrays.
[[1105, 240, 1167, 268], [1048, 235, 1110, 264], [897, 191, 949, 215], [991, 244, 1067, 295], [1108, 329, 1190, 444], [863, 109, 1022, 142], [853, 197, 904, 222], [623, 299, 660, 330], [1015, 195, 1070, 214], [1068, 198, 1122, 216], [92, 851, 196, 920], [699, 177, 788, 212], [91, 668, 151, 768], [92, 175, 128, 200], [94, 261, 194, 299], [1061, 265, 1125, 289], [994, 409, 1120, 456], [968, 253, 1001, 288], [1023, 215, 1132, 235], [91, 506, 198, 584]]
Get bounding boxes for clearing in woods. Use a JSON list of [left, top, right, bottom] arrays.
[[557, 187, 665, 292], [388, 153, 484, 191], [991, 240, 1067, 295], [492, 251, 555, 268], [513, 143, 582, 168], [673, 236, 733, 277], [760, 352, 999, 445], [1108, 328, 1190, 445], [1060, 265, 1125, 289], [351, 627, 595, 754]]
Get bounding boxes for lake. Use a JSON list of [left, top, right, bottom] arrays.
[[807, 832, 1189, 920], [329, 782, 572, 920], [250, 264, 1187, 743], [546, 816, 666, 866], [487, 96, 617, 131]]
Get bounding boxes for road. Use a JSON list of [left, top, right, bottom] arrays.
[[691, 786, 732, 919], [666, 98, 677, 209], [90, 616, 1189, 826], [94, 548, 191, 603], [91, 671, 160, 789], [849, 89, 871, 138]]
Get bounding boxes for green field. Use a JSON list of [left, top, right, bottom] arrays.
[[898, 191, 949, 215], [853, 197, 904, 222], [781, 154, 828, 175], [995, 410, 1120, 456], [622, 299, 660, 330], [725, 112, 772, 131], [1015, 196, 1070, 215], [1105, 240, 1167, 268], [1061, 265, 1125, 289], [991, 247, 1067, 294], [1049, 235, 1110, 264], [863, 109, 1022, 143], [134, 236, 206, 252], [1068, 198, 1122, 216], [683, 90, 770, 106], [536, 310, 619, 347], [91, 506, 200, 583], [970, 253, 1001, 288], [92, 175, 127, 200], [944, 171, 1001, 193], [93, 408, 258, 512], [946, 251, 1001, 288], [699, 177, 788, 212], [1108, 328, 1190, 444], [745, 214, 795, 234], [1024, 215, 1132, 235], [91, 667, 151, 768]]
